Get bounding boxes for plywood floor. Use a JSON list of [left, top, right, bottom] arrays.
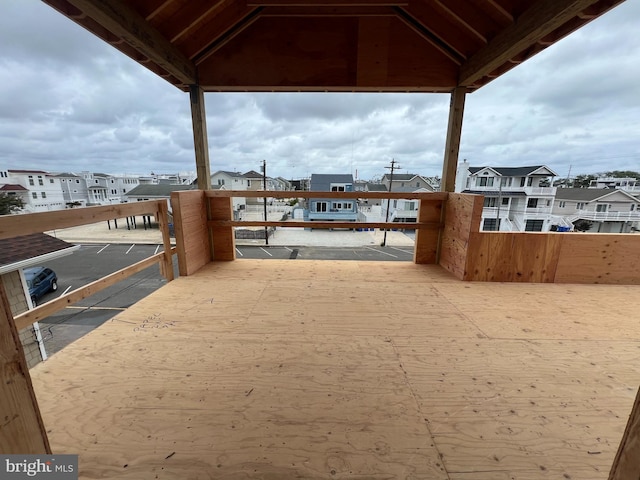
[[30, 260, 640, 479]]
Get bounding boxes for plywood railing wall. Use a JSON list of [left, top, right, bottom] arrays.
[[171, 190, 212, 275], [438, 193, 640, 284]]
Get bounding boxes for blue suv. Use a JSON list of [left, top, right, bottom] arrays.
[[24, 267, 58, 306]]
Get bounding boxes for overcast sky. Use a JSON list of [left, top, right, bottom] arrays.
[[0, 1, 639, 182]]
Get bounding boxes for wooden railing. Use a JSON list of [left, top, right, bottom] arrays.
[[0, 201, 176, 330], [171, 190, 447, 274]]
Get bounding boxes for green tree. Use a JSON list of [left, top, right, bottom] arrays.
[[572, 174, 596, 188], [0, 193, 25, 215], [573, 219, 592, 232]]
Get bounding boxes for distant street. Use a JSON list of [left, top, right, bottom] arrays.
[[36, 242, 414, 354]]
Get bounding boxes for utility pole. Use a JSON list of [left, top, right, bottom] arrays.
[[261, 160, 269, 245], [382, 158, 399, 247]]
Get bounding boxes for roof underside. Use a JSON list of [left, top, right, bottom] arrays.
[[42, 0, 625, 93]]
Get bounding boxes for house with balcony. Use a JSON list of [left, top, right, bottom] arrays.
[[552, 188, 640, 233], [3, 2, 640, 479], [307, 174, 359, 224], [456, 161, 558, 231], [589, 175, 640, 198], [210, 170, 248, 214]]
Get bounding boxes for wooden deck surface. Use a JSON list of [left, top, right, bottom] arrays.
[[30, 260, 640, 479]]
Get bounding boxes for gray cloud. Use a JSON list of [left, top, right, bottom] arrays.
[[0, 0, 638, 180]]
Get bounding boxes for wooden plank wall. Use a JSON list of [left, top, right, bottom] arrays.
[[463, 233, 640, 284], [413, 198, 444, 264], [171, 190, 211, 276], [556, 234, 640, 284], [208, 196, 236, 261], [464, 233, 562, 282], [439, 193, 483, 279], [609, 387, 640, 480], [0, 278, 50, 454]]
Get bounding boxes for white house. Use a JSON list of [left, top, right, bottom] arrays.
[[4, 169, 66, 212], [379, 173, 436, 224], [456, 161, 558, 232], [589, 176, 640, 197], [210, 170, 248, 213], [552, 188, 640, 233]]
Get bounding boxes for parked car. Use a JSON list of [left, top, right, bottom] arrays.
[[24, 267, 58, 306]]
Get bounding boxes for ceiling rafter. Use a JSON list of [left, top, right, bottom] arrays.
[[63, 0, 197, 85], [165, 1, 229, 43], [433, 0, 491, 44], [458, 0, 601, 87]]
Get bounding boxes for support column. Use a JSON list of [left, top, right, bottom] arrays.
[[440, 86, 467, 192], [190, 85, 212, 191], [0, 277, 51, 454], [609, 387, 640, 480]]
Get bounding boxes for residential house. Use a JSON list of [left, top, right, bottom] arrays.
[[552, 188, 640, 233], [0, 184, 29, 209], [125, 184, 198, 214], [243, 170, 281, 206], [307, 174, 358, 224], [210, 170, 248, 213], [589, 176, 640, 198], [54, 173, 89, 207], [5, 170, 66, 212], [456, 161, 558, 231], [380, 174, 436, 224]]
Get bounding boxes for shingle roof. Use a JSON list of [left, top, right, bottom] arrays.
[[7, 169, 48, 174], [211, 170, 245, 178], [0, 233, 76, 271], [366, 183, 387, 192], [0, 184, 28, 191], [243, 170, 263, 178], [125, 184, 197, 197], [53, 173, 79, 178], [310, 174, 353, 190]]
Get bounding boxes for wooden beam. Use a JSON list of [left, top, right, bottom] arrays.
[[0, 278, 50, 454], [64, 0, 197, 85], [609, 387, 640, 480], [458, 0, 600, 86], [155, 201, 175, 281], [440, 86, 466, 192], [261, 6, 395, 16], [206, 190, 448, 200], [247, 0, 407, 5], [0, 200, 165, 240], [209, 197, 236, 261], [190, 85, 212, 190]]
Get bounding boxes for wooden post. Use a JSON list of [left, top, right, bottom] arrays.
[[413, 197, 444, 264], [0, 277, 51, 454], [156, 200, 174, 281], [209, 196, 236, 261], [440, 86, 467, 193], [190, 85, 212, 191], [171, 191, 212, 276], [609, 387, 640, 480]]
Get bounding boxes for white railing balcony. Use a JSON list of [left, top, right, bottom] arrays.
[[575, 211, 640, 222], [471, 185, 556, 196]]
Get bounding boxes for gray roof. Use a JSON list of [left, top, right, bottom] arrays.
[[310, 174, 353, 191], [366, 183, 387, 192], [53, 172, 80, 178], [468, 166, 555, 176], [126, 184, 197, 197], [554, 188, 639, 202], [243, 170, 263, 178], [211, 170, 245, 178]]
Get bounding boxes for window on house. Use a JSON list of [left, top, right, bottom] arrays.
[[527, 177, 533, 186], [75, 179, 80, 183], [416, 182, 420, 187], [49, 179, 54, 184], [632, 204, 636, 211], [38, 176, 44, 185], [559, 201, 566, 208], [483, 197, 497, 208], [32, 192, 37, 199], [577, 202, 585, 210], [520, 177, 526, 187], [315, 202, 328, 212], [41, 192, 47, 198], [218, 179, 225, 185], [483, 218, 500, 231], [478, 177, 494, 187], [111, 180, 115, 183], [73, 190, 77, 193], [122, 189, 126, 193], [28, 176, 34, 186], [500, 177, 512, 187], [331, 186, 346, 192], [95, 180, 99, 184], [393, 200, 398, 208], [501, 197, 509, 206], [525, 219, 544, 231], [527, 198, 538, 208], [406, 202, 416, 211], [596, 204, 608, 212], [546, 200, 551, 206]]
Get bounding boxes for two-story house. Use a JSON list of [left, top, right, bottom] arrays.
[[589, 176, 640, 200], [307, 174, 358, 225], [456, 161, 558, 232], [5, 169, 66, 212], [210, 170, 248, 214], [380, 173, 436, 224], [552, 188, 640, 233]]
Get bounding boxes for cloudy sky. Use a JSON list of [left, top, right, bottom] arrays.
[[0, 0, 639, 182]]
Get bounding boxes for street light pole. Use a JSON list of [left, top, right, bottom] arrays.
[[262, 159, 269, 245], [382, 158, 399, 247]]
